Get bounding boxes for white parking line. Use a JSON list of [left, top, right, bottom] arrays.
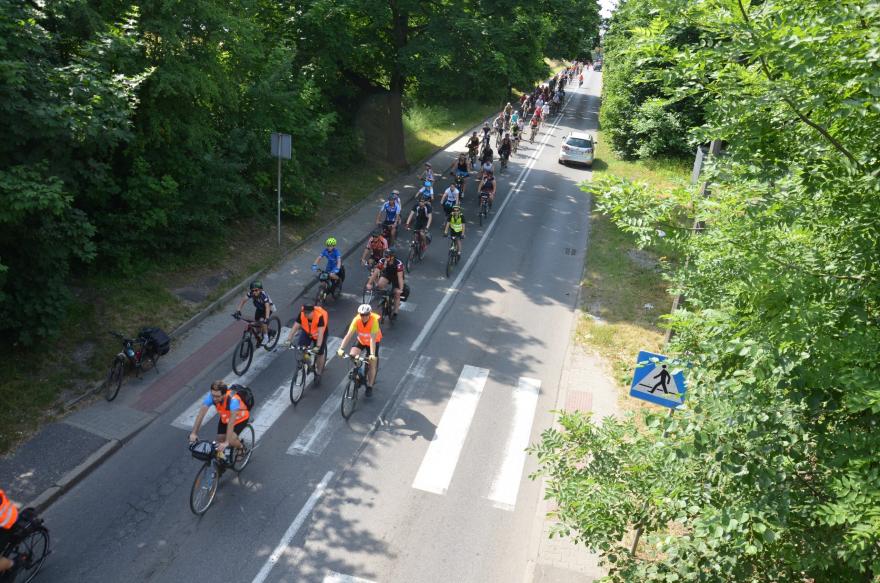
[[287, 348, 395, 456], [171, 327, 291, 430], [488, 377, 541, 511], [323, 572, 376, 583], [250, 471, 334, 583], [412, 365, 489, 495]]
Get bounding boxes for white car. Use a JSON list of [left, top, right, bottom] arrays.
[[558, 132, 595, 167]]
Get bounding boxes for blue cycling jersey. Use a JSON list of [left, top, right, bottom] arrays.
[[320, 248, 341, 273], [381, 202, 400, 223]]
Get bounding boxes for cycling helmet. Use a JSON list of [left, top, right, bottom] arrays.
[[371, 227, 382, 237], [425, 162, 432, 167], [452, 205, 462, 212], [424, 181, 432, 187], [302, 303, 315, 312], [249, 280, 263, 290], [357, 304, 372, 315], [385, 247, 397, 257], [325, 237, 337, 247]]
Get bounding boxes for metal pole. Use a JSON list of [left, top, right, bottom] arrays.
[[277, 154, 282, 247]]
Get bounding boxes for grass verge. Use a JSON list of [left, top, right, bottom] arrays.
[[577, 131, 690, 400], [0, 98, 504, 454]]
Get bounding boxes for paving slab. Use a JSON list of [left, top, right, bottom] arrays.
[[63, 402, 155, 441]]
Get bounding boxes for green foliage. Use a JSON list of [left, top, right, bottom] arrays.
[[533, 0, 880, 580]]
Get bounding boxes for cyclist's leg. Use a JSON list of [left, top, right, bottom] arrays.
[[366, 343, 380, 387], [0, 529, 14, 573], [254, 309, 268, 341], [315, 335, 327, 374], [392, 284, 402, 315]]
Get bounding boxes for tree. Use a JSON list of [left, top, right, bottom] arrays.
[[531, 0, 880, 580]]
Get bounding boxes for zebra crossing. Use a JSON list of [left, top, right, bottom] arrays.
[[170, 350, 543, 513]]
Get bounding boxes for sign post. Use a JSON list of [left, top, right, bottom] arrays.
[[270, 133, 292, 246]]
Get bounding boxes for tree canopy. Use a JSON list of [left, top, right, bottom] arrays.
[[531, 0, 880, 580]]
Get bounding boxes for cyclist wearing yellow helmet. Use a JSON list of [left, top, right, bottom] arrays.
[[312, 237, 345, 295]]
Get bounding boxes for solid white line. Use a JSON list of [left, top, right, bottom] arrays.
[[171, 327, 291, 430], [409, 93, 573, 352], [412, 365, 489, 495], [488, 377, 541, 511], [250, 470, 334, 583], [323, 572, 376, 583], [287, 348, 396, 456]]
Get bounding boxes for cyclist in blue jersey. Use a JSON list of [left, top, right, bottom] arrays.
[[415, 181, 434, 204], [234, 280, 275, 345], [312, 237, 345, 294], [375, 194, 402, 243]]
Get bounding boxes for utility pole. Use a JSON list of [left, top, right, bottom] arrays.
[[270, 133, 292, 246]]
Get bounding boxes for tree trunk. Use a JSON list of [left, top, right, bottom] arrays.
[[385, 0, 408, 169]]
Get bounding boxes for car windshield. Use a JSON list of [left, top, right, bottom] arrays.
[[566, 137, 592, 148]]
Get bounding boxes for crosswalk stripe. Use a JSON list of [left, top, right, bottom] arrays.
[[323, 572, 375, 583], [287, 348, 394, 456], [341, 292, 416, 312], [487, 377, 541, 511], [170, 327, 291, 430], [412, 365, 489, 495]]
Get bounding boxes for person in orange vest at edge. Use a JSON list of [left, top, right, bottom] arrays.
[[0, 488, 20, 575], [337, 303, 382, 397], [286, 303, 330, 385], [189, 381, 250, 459]]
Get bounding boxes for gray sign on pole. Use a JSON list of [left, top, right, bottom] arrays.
[[271, 133, 292, 160]]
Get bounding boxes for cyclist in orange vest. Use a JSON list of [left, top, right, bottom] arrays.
[[0, 488, 20, 574], [286, 303, 330, 383], [189, 381, 250, 457], [337, 304, 382, 396]]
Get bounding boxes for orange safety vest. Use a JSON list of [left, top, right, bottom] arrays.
[[299, 307, 328, 341], [352, 313, 382, 346], [0, 489, 18, 530], [216, 391, 250, 425]]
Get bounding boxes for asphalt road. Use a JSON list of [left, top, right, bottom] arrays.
[[42, 72, 600, 583]]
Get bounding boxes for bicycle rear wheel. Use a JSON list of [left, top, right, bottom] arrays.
[[264, 316, 281, 350], [289, 364, 307, 405], [446, 248, 454, 278], [104, 357, 125, 401], [232, 336, 253, 375], [10, 527, 50, 583], [406, 244, 416, 272], [340, 377, 358, 419], [232, 424, 255, 472], [189, 463, 219, 515]]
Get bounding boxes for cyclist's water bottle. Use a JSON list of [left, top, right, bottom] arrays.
[[126, 346, 136, 359]]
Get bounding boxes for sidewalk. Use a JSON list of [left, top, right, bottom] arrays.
[[526, 334, 623, 583], [0, 121, 480, 512]]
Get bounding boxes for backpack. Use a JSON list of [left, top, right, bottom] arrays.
[[230, 384, 255, 410], [140, 327, 171, 356], [401, 283, 411, 302]]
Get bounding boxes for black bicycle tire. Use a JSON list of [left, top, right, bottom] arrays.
[[446, 249, 454, 278], [232, 424, 255, 472], [232, 337, 253, 376], [340, 377, 358, 419], [314, 285, 326, 306], [12, 526, 49, 583], [479, 207, 484, 226], [264, 316, 282, 350], [406, 245, 415, 272], [104, 357, 125, 401], [289, 363, 307, 405], [189, 462, 219, 515]]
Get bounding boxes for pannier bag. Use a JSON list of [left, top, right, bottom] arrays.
[[140, 327, 171, 355], [401, 283, 411, 302], [190, 441, 214, 461]]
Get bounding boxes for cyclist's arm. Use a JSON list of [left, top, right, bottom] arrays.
[[315, 323, 326, 348], [190, 404, 210, 441], [405, 210, 414, 228], [335, 252, 343, 272], [426, 212, 433, 230], [286, 322, 302, 344], [264, 302, 271, 319], [396, 269, 404, 290], [360, 245, 370, 264], [375, 209, 385, 224], [368, 321, 379, 358], [339, 327, 354, 352], [237, 296, 248, 311], [223, 407, 243, 446]]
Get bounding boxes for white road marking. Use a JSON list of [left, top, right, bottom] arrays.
[[250, 471, 334, 583], [488, 377, 541, 511], [409, 90, 574, 352], [171, 327, 291, 430], [287, 349, 395, 456], [412, 365, 489, 495], [342, 292, 416, 312], [323, 572, 376, 583]]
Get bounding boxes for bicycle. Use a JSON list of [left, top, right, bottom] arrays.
[[188, 428, 254, 516], [405, 228, 429, 272], [314, 267, 343, 306], [446, 234, 462, 278], [478, 192, 490, 226], [1, 508, 50, 583], [530, 124, 538, 143], [104, 331, 159, 401], [289, 344, 320, 405], [231, 314, 281, 375], [467, 148, 478, 170], [340, 353, 373, 419]]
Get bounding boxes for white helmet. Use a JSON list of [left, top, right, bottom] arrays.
[[357, 304, 372, 315]]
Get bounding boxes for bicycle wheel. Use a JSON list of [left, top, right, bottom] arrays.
[[446, 248, 454, 278], [189, 463, 219, 515], [314, 285, 326, 306], [10, 527, 50, 583], [104, 357, 125, 401], [289, 363, 307, 405], [264, 316, 281, 350], [479, 206, 485, 226], [232, 424, 255, 472], [406, 244, 416, 272], [340, 377, 358, 419], [231, 337, 253, 375]]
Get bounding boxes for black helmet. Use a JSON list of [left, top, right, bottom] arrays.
[[302, 303, 315, 312], [249, 280, 263, 290], [371, 227, 382, 237]]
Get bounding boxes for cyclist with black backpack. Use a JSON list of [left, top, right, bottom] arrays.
[[189, 381, 252, 459]]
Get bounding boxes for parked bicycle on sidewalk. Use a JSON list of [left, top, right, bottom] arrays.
[[104, 327, 170, 401]]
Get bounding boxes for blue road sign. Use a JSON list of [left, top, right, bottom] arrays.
[[629, 350, 687, 409]]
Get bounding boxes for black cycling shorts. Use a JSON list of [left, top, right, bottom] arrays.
[[216, 418, 249, 436], [296, 330, 328, 355], [253, 307, 271, 322], [0, 524, 16, 555], [356, 342, 380, 358]]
